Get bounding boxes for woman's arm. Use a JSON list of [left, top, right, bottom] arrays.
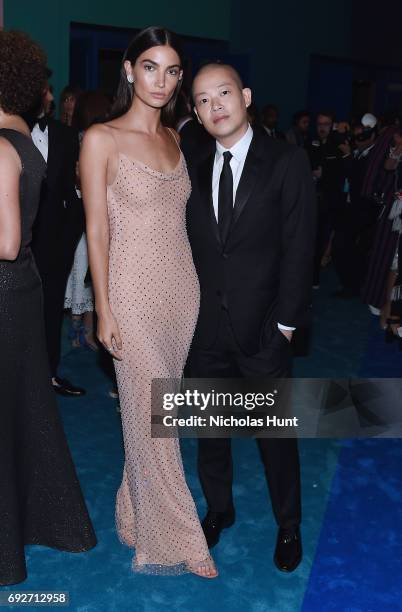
[[0, 138, 22, 260], [80, 125, 122, 360]]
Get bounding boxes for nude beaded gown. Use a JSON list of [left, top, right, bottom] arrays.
[[107, 130, 214, 574]]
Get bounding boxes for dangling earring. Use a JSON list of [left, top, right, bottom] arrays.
[[127, 74, 134, 84]]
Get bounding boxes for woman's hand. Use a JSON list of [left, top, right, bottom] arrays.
[[97, 310, 123, 360]]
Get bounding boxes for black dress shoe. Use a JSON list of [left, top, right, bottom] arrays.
[[274, 527, 302, 572], [52, 376, 86, 397], [201, 509, 235, 549]]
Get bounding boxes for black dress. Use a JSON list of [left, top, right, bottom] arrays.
[[0, 129, 96, 586]]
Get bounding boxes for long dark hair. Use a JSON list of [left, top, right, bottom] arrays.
[[110, 26, 183, 126], [73, 90, 111, 131], [59, 84, 82, 124]]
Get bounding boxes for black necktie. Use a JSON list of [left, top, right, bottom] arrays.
[[218, 151, 233, 244], [36, 116, 48, 132]]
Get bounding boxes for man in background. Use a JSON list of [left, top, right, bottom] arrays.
[[261, 104, 285, 139], [286, 110, 310, 147], [29, 70, 86, 396], [332, 114, 379, 297], [308, 111, 347, 287]]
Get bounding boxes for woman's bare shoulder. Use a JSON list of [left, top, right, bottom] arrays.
[[82, 123, 115, 154]]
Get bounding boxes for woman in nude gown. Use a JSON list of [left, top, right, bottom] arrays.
[[80, 27, 217, 578]]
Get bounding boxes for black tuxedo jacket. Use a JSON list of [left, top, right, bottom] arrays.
[[186, 128, 316, 355], [32, 119, 84, 275]]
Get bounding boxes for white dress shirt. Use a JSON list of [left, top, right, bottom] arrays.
[[31, 123, 49, 162], [212, 124, 253, 220], [212, 124, 295, 332], [32, 121, 81, 199]]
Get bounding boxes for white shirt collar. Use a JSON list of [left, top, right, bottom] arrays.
[[32, 123, 48, 134], [216, 124, 253, 162]]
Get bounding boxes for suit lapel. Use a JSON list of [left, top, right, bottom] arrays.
[[197, 151, 221, 245], [231, 131, 265, 226]]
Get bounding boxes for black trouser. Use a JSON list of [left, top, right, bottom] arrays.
[[33, 227, 82, 378], [332, 198, 379, 293], [188, 309, 301, 530]]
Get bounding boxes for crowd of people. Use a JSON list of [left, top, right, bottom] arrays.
[[255, 103, 402, 343], [39, 70, 402, 357], [1, 22, 401, 588]]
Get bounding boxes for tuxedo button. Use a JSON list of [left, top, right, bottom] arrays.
[[222, 252, 228, 259], [216, 290, 222, 297]]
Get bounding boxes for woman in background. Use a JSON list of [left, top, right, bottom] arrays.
[[65, 90, 111, 349], [60, 84, 81, 126], [383, 129, 402, 340], [81, 26, 217, 578], [0, 30, 96, 586]]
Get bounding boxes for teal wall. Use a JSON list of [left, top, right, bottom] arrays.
[[4, 0, 231, 105], [230, 0, 352, 127], [5, 0, 352, 128]]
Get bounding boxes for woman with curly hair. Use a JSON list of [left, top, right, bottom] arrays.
[[0, 30, 96, 586]]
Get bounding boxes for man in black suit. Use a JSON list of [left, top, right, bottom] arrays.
[[261, 104, 285, 140], [186, 63, 316, 572], [332, 114, 378, 297], [30, 75, 86, 396], [307, 111, 346, 288]]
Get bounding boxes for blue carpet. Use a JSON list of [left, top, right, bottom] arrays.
[[1, 343, 340, 612], [302, 438, 402, 612], [358, 316, 402, 377], [302, 270, 402, 611], [1, 266, 385, 611], [294, 266, 372, 378]]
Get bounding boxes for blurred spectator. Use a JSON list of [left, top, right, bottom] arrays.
[[286, 110, 310, 147], [388, 128, 402, 340], [361, 116, 400, 323], [65, 90, 111, 350], [332, 113, 379, 297], [60, 85, 81, 126], [261, 104, 284, 139], [307, 111, 347, 287]]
